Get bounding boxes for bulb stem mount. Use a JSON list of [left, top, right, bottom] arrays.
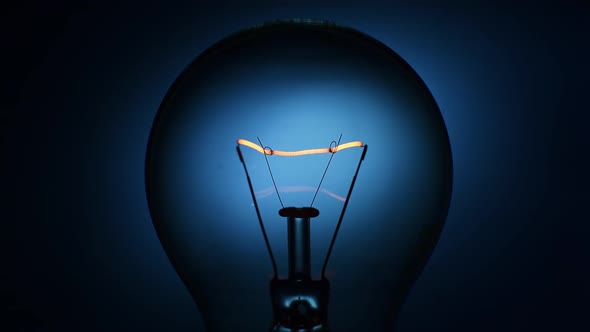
[[279, 207, 319, 281]]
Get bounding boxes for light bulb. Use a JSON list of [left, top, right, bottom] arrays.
[[146, 20, 452, 331]]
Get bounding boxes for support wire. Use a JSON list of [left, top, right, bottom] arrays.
[[321, 144, 368, 279], [258, 137, 284, 209], [310, 134, 342, 207], [236, 145, 279, 279]]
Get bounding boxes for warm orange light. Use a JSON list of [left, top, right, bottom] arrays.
[[237, 138, 364, 156]]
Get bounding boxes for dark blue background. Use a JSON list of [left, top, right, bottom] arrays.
[[3, 1, 588, 331]]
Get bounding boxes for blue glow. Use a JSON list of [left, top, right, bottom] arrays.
[[13, 3, 579, 332]]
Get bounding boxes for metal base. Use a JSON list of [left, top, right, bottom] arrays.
[[269, 278, 330, 332]]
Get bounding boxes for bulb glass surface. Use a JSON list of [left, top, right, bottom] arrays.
[[146, 20, 453, 331]]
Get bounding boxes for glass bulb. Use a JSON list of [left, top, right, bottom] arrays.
[[146, 20, 452, 331]]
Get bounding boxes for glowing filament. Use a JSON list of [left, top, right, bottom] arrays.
[[237, 139, 364, 156]]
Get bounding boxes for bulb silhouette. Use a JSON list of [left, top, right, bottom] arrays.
[[145, 20, 453, 331]]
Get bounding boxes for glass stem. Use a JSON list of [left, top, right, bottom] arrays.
[[287, 216, 311, 280]]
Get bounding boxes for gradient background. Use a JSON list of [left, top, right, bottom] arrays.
[[3, 1, 588, 331]]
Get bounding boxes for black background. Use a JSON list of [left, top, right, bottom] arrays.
[[3, 1, 589, 331]]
